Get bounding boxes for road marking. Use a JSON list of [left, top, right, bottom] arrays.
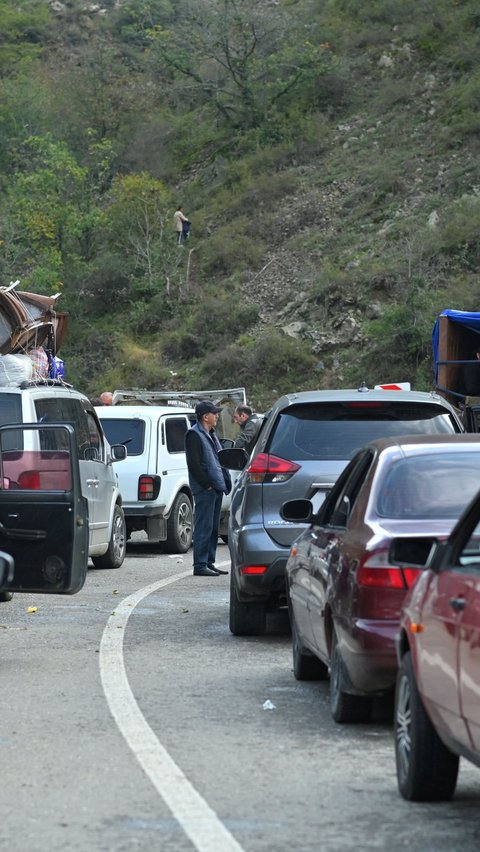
[[99, 562, 244, 852]]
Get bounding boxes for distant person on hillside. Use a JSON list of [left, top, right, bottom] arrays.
[[233, 404, 263, 456], [174, 206, 189, 245], [463, 349, 480, 397]]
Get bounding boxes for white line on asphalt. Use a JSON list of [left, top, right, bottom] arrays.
[[99, 562, 244, 852]]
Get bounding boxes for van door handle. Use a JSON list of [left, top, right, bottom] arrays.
[[86, 478, 99, 486], [449, 597, 466, 612]]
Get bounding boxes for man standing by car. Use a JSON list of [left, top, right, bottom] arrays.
[[185, 401, 231, 577], [233, 404, 262, 457]]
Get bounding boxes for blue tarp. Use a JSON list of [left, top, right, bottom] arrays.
[[432, 310, 480, 380]]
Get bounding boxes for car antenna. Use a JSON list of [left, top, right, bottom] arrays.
[[358, 382, 369, 393]]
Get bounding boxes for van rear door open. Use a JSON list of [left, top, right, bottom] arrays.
[[0, 423, 89, 594]]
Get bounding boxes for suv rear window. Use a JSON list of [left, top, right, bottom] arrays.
[[100, 418, 145, 455], [268, 402, 460, 461]]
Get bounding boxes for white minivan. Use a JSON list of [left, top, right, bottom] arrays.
[[0, 384, 127, 569], [97, 387, 246, 553]]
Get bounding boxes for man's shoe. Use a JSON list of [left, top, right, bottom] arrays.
[[208, 565, 229, 575], [193, 567, 220, 577]]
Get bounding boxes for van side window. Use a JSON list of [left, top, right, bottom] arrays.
[[86, 410, 103, 459], [35, 398, 90, 458], [165, 417, 188, 453]]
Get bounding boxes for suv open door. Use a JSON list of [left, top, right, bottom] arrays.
[[0, 423, 89, 595]]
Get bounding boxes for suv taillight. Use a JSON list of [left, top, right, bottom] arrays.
[[138, 475, 161, 501], [357, 550, 421, 589], [246, 452, 300, 484]]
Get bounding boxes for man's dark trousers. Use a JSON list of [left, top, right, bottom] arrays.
[[193, 488, 223, 571]]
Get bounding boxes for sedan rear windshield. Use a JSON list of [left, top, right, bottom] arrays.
[[268, 402, 459, 462], [377, 452, 480, 519], [100, 418, 145, 455]]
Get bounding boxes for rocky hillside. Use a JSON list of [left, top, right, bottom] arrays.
[[1, 0, 480, 407]]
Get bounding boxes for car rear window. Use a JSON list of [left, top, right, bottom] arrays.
[[377, 452, 480, 519], [268, 402, 460, 461], [100, 418, 145, 455]]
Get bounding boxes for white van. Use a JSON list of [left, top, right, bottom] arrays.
[[0, 384, 127, 569], [97, 388, 246, 552]]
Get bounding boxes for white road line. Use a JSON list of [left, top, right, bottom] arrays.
[[99, 563, 244, 852]]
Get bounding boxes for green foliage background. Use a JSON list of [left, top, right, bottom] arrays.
[[1, 0, 480, 407]]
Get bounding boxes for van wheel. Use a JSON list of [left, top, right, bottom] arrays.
[[92, 505, 126, 569], [229, 574, 266, 636], [0, 591, 13, 602], [166, 493, 193, 553]]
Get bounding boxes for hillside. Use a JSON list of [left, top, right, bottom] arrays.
[[1, 0, 479, 408]]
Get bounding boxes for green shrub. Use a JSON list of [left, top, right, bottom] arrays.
[[199, 225, 266, 277]]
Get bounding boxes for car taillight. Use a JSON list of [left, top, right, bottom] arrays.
[[357, 551, 422, 589], [246, 452, 300, 484], [402, 567, 422, 588], [18, 471, 41, 489], [138, 475, 161, 501], [240, 565, 268, 575]]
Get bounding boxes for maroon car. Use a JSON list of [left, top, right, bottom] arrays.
[[284, 435, 480, 724], [394, 487, 480, 800]]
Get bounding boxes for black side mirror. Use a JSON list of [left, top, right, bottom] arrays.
[[220, 438, 235, 449], [218, 447, 248, 470], [111, 444, 127, 461], [281, 499, 313, 523]]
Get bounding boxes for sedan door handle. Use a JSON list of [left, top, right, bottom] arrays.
[[449, 597, 466, 612]]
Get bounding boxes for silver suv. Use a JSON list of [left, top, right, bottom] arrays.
[[221, 388, 465, 636]]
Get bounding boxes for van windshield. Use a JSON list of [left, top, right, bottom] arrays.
[[268, 402, 460, 462], [100, 418, 145, 455]]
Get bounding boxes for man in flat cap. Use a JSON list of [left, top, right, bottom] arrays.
[[185, 400, 232, 577]]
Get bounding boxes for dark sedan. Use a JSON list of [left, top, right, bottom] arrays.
[[284, 435, 480, 724]]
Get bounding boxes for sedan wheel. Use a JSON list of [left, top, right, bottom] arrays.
[[395, 651, 459, 801], [291, 607, 328, 681], [330, 634, 372, 723]]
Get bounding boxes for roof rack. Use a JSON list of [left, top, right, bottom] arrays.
[[111, 387, 247, 408]]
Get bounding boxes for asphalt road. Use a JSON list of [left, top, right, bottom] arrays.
[[1, 539, 480, 852]]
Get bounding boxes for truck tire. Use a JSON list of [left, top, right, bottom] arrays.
[[92, 504, 126, 569], [229, 574, 266, 636], [165, 493, 193, 553]]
